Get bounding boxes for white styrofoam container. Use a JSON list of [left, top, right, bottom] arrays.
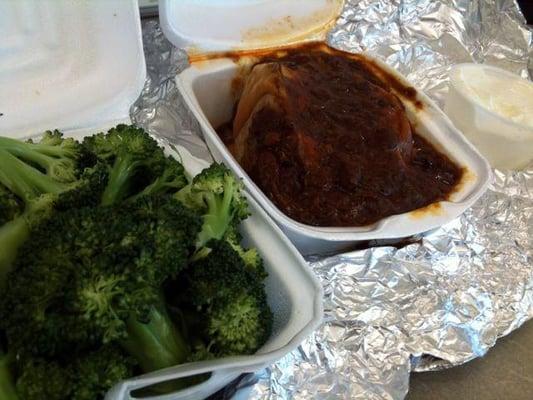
[[0, 1, 323, 399], [159, 0, 343, 53], [175, 54, 492, 255], [0, 0, 146, 136], [160, 0, 491, 255]]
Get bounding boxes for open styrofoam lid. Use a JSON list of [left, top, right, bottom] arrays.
[[160, 0, 344, 53], [0, 0, 146, 138]]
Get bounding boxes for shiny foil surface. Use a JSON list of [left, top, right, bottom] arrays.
[[133, 0, 533, 397]]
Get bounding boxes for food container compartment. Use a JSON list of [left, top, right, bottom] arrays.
[[0, 1, 323, 398], [73, 134, 321, 400], [175, 54, 492, 255], [445, 63, 533, 170]]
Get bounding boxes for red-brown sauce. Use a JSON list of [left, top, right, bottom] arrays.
[[216, 43, 463, 227]]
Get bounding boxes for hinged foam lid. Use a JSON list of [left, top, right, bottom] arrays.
[[0, 0, 146, 138], [160, 0, 343, 54]]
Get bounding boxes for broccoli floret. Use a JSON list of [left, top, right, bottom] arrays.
[[0, 133, 97, 288], [2, 195, 201, 374], [15, 346, 136, 400], [70, 346, 137, 400], [129, 156, 187, 201], [0, 343, 18, 400], [181, 240, 272, 356], [175, 163, 249, 249], [207, 291, 271, 355], [15, 358, 70, 400], [183, 241, 250, 306], [0, 124, 273, 397], [83, 125, 168, 206], [52, 162, 109, 212], [224, 226, 267, 279]]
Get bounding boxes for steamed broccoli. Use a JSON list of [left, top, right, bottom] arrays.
[[15, 358, 70, 400], [15, 346, 136, 400], [0, 125, 273, 398], [70, 347, 137, 400], [0, 132, 98, 288], [207, 291, 270, 355], [3, 196, 201, 372], [83, 124, 178, 206], [129, 156, 187, 201], [179, 240, 272, 357], [224, 226, 267, 279], [175, 163, 249, 249]]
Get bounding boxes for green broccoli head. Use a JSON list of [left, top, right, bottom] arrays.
[[15, 358, 70, 400], [83, 125, 169, 206], [207, 291, 271, 356], [15, 346, 136, 400], [3, 228, 96, 357], [52, 161, 109, 212], [130, 156, 188, 201], [175, 163, 249, 249], [70, 346, 137, 400], [182, 240, 272, 356], [224, 226, 267, 280], [0, 132, 100, 289], [38, 130, 84, 179], [75, 273, 134, 344], [184, 240, 251, 306], [2, 195, 200, 373]]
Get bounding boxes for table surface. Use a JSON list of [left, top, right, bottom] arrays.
[[407, 320, 533, 400]]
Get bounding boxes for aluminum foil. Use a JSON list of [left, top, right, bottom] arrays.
[[133, 0, 533, 397]]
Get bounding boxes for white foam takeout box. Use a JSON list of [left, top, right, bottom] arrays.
[[0, 1, 323, 399], [162, 0, 493, 256]]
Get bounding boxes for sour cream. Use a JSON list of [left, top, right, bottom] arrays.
[[445, 64, 533, 169], [457, 67, 533, 128]]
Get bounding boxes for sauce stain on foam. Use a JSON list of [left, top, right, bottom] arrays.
[[448, 168, 477, 202], [239, 0, 343, 48], [409, 202, 445, 219]]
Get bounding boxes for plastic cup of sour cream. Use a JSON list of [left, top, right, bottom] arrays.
[[444, 63, 533, 170]]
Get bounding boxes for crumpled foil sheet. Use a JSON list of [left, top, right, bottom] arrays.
[[132, 0, 533, 398]]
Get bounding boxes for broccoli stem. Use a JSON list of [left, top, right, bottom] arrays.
[[101, 157, 139, 206], [0, 348, 19, 400], [128, 176, 163, 202], [0, 149, 66, 203], [0, 136, 74, 159], [196, 176, 235, 248], [0, 136, 73, 176], [119, 303, 189, 374], [129, 167, 177, 201]]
